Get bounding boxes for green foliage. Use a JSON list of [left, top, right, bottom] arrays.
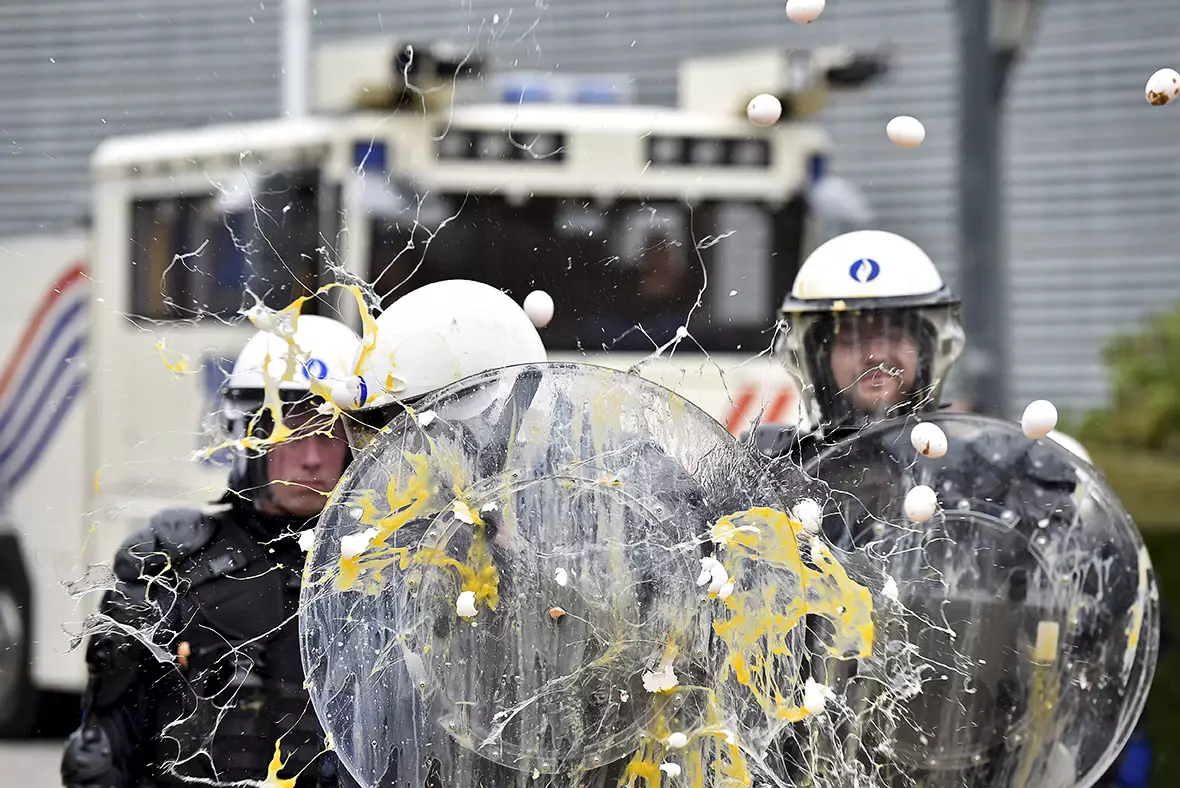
[[1086, 446, 1180, 531], [1080, 305, 1180, 455], [1063, 307, 1180, 784]]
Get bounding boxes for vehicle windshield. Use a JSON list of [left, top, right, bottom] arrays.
[[366, 190, 807, 352]]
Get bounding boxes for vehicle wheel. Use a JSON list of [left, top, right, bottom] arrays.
[[0, 554, 37, 737]]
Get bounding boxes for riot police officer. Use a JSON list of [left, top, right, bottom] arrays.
[[315, 279, 550, 788], [61, 313, 361, 788], [753, 229, 966, 466], [755, 229, 1157, 787], [301, 282, 815, 788]]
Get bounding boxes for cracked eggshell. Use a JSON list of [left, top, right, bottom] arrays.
[[456, 590, 478, 618], [803, 677, 836, 715], [298, 529, 316, 552], [1146, 68, 1180, 106], [792, 498, 822, 534], [329, 376, 364, 410], [340, 527, 379, 559], [910, 422, 948, 458], [660, 762, 683, 778], [642, 663, 679, 693]]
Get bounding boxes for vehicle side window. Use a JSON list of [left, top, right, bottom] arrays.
[[128, 172, 324, 321]]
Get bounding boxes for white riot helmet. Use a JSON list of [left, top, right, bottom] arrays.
[[221, 314, 362, 508], [775, 230, 965, 431], [339, 279, 547, 447], [225, 314, 362, 396]]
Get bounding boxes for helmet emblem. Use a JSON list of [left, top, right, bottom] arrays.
[[849, 258, 881, 283], [302, 358, 329, 380]]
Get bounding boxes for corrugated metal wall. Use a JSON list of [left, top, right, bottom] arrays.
[[0, 0, 284, 234], [1006, 1, 1180, 415], [2, 0, 1178, 415]]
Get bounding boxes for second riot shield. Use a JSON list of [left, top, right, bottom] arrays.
[[805, 412, 1159, 788]]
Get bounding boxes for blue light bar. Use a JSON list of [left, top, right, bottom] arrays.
[[808, 153, 826, 184], [575, 82, 624, 105], [354, 140, 388, 173], [503, 83, 551, 104]]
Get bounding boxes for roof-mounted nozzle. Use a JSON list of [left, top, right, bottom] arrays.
[[315, 37, 482, 114], [678, 47, 889, 121]]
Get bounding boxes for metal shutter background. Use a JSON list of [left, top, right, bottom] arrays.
[[1006, 0, 1180, 415], [2, 0, 1177, 415], [0, 0, 285, 235]]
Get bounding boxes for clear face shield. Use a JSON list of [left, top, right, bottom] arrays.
[[215, 387, 347, 507], [341, 400, 409, 453], [299, 361, 866, 788], [218, 388, 341, 451], [776, 305, 965, 431], [802, 412, 1159, 788], [341, 366, 541, 453]]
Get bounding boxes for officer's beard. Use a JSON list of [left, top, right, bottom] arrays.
[[844, 362, 914, 418]]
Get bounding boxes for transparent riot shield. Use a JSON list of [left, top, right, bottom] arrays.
[[299, 361, 880, 788], [804, 412, 1159, 788]]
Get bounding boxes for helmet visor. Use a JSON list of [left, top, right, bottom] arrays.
[[777, 304, 964, 429]]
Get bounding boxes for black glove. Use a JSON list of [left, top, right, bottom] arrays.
[[61, 722, 131, 788]]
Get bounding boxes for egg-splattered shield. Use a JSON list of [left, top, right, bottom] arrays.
[[298, 361, 875, 788], [806, 412, 1159, 788]]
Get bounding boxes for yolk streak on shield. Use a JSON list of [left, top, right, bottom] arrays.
[[335, 452, 434, 592], [623, 691, 750, 788], [332, 453, 501, 612], [712, 507, 873, 719], [622, 507, 874, 787], [408, 501, 501, 613]]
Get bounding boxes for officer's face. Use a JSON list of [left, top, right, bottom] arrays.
[[828, 315, 920, 414], [264, 406, 350, 518]]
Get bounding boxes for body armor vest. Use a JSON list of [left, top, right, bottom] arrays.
[[145, 510, 326, 787]]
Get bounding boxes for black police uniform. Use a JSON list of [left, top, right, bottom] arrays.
[[61, 503, 335, 788]]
